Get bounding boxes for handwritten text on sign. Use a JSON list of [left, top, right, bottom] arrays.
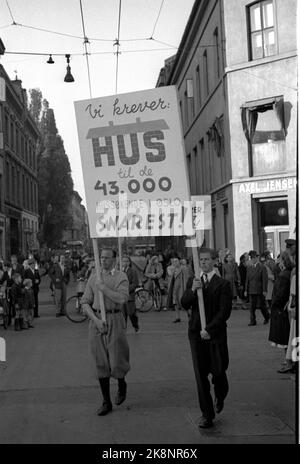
[[74, 87, 191, 237]]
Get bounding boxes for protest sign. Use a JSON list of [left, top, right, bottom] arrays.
[[74, 86, 192, 238]]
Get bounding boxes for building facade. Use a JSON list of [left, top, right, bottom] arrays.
[[157, 0, 297, 259], [0, 41, 40, 259], [61, 191, 91, 251]]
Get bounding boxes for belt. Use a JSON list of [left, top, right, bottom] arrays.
[[92, 308, 121, 314]]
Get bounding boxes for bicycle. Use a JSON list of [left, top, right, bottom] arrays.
[[0, 287, 9, 330], [65, 279, 88, 323], [135, 278, 162, 313]]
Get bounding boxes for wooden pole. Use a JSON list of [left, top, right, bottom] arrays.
[[92, 238, 106, 322], [191, 230, 206, 330], [118, 237, 122, 271]]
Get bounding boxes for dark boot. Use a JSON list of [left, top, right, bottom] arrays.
[[14, 318, 21, 331], [115, 378, 127, 405], [97, 377, 112, 416], [19, 318, 28, 330]]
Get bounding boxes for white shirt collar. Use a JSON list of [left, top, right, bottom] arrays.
[[200, 269, 216, 282]]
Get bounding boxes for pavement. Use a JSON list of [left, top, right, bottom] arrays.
[[0, 275, 296, 444]]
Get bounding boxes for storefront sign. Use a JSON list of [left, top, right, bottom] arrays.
[[238, 177, 296, 194], [74, 86, 191, 238]]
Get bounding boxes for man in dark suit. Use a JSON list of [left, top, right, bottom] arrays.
[[181, 247, 232, 429], [244, 250, 269, 326], [49, 254, 70, 316], [24, 258, 41, 318]]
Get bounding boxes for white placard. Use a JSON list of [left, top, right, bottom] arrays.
[[74, 86, 191, 238]]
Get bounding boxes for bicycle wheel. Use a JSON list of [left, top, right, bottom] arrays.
[[135, 289, 154, 313], [65, 295, 88, 323], [153, 285, 162, 311]]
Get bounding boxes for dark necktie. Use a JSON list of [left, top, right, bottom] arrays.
[[202, 273, 209, 288]]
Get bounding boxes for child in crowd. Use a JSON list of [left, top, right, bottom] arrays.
[[23, 278, 35, 329], [10, 273, 25, 331]]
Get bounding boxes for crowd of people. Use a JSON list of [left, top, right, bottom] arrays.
[[0, 254, 40, 330], [0, 238, 297, 429]]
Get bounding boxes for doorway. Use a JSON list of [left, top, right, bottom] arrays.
[[257, 198, 289, 258]]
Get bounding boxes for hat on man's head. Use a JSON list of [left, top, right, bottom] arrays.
[[285, 239, 296, 248], [249, 250, 258, 258]]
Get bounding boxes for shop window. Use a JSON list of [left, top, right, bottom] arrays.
[[248, 0, 276, 60], [241, 96, 286, 176], [260, 199, 289, 226]]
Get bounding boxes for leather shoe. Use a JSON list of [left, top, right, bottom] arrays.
[[97, 402, 112, 416], [198, 416, 214, 429], [248, 322, 256, 326], [115, 382, 127, 405], [215, 398, 224, 414]]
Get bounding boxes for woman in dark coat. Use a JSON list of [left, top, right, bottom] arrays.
[[269, 252, 294, 350], [222, 253, 241, 309]]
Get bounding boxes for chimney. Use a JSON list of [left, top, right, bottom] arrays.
[[11, 76, 23, 98]]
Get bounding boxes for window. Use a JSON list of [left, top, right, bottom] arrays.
[[203, 50, 209, 97], [196, 65, 201, 108], [213, 28, 220, 79], [16, 128, 19, 155], [184, 91, 189, 128], [248, 0, 276, 60], [187, 153, 192, 192], [22, 174, 25, 208], [241, 97, 286, 176], [179, 100, 183, 125], [6, 161, 10, 199], [223, 203, 229, 248], [10, 121, 14, 150], [5, 115, 9, 145], [17, 171, 20, 206], [212, 208, 217, 248], [193, 146, 200, 194], [186, 79, 195, 119], [199, 138, 205, 193], [260, 199, 289, 226]]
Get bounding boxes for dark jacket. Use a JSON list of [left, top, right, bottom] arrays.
[[10, 282, 24, 309], [24, 267, 41, 293], [11, 263, 24, 279], [181, 274, 232, 342], [245, 262, 268, 295], [49, 263, 70, 288], [23, 287, 35, 310], [125, 267, 139, 302]]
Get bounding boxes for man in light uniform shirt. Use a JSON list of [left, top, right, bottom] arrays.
[[81, 248, 130, 416]]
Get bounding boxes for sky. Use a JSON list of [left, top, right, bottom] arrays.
[[0, 0, 195, 206]]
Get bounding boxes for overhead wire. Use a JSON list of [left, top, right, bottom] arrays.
[[150, 0, 165, 38], [5, 0, 16, 24], [79, 0, 92, 98], [115, 0, 122, 94], [12, 22, 84, 40]]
